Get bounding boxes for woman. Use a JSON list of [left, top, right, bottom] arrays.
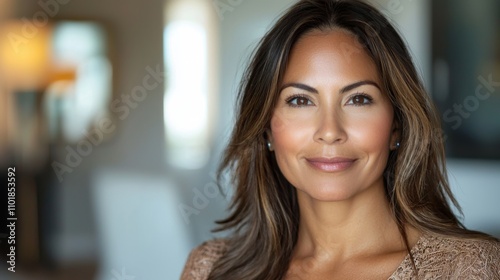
[[181, 0, 500, 279]]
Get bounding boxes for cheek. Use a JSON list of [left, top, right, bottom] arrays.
[[348, 108, 394, 152], [270, 111, 312, 156]]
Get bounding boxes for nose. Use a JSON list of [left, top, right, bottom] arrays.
[[313, 110, 347, 144]]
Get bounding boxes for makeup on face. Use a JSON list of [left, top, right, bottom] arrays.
[[269, 30, 397, 201]]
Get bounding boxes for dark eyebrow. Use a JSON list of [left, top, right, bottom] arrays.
[[340, 80, 380, 94], [280, 80, 380, 94], [280, 83, 318, 94]]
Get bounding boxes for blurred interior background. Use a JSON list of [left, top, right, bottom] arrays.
[[0, 0, 498, 279]]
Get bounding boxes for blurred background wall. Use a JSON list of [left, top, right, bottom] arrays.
[[0, 0, 498, 279]]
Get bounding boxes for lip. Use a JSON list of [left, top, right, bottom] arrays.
[[305, 157, 357, 172]]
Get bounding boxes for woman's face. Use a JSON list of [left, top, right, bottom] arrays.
[[268, 29, 398, 202]]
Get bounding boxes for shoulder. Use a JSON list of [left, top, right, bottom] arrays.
[[412, 233, 500, 279], [180, 239, 228, 280]]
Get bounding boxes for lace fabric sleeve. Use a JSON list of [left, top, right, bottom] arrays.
[[390, 234, 500, 279], [180, 239, 227, 280], [448, 238, 500, 279]]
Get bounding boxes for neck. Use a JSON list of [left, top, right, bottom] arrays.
[[293, 182, 413, 261]]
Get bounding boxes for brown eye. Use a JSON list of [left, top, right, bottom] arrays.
[[296, 97, 309, 106], [347, 94, 373, 106], [287, 95, 313, 107]]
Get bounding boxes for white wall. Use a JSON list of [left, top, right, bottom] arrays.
[[448, 159, 500, 237]]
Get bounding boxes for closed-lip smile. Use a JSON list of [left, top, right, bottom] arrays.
[[305, 157, 357, 172]]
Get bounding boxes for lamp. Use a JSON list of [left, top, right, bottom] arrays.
[[0, 21, 53, 90], [0, 20, 54, 267], [0, 20, 54, 169]]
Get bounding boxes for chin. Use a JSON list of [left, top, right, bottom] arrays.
[[297, 186, 358, 202]]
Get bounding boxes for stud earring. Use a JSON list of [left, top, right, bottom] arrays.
[[267, 141, 273, 151], [391, 141, 400, 150]]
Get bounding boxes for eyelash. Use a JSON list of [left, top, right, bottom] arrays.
[[284, 93, 374, 107], [285, 94, 313, 107], [346, 92, 374, 106]]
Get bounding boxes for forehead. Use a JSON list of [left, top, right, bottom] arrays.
[[282, 29, 380, 86]]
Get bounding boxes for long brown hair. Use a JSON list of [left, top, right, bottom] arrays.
[[210, 0, 494, 279]]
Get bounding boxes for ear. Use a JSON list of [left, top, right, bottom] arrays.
[[266, 129, 273, 143], [390, 120, 400, 150]]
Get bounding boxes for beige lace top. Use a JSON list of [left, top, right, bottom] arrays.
[[181, 233, 500, 279]]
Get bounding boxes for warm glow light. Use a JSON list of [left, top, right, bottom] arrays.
[[0, 21, 52, 90]]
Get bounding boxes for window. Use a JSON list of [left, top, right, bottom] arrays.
[[164, 0, 218, 169]]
